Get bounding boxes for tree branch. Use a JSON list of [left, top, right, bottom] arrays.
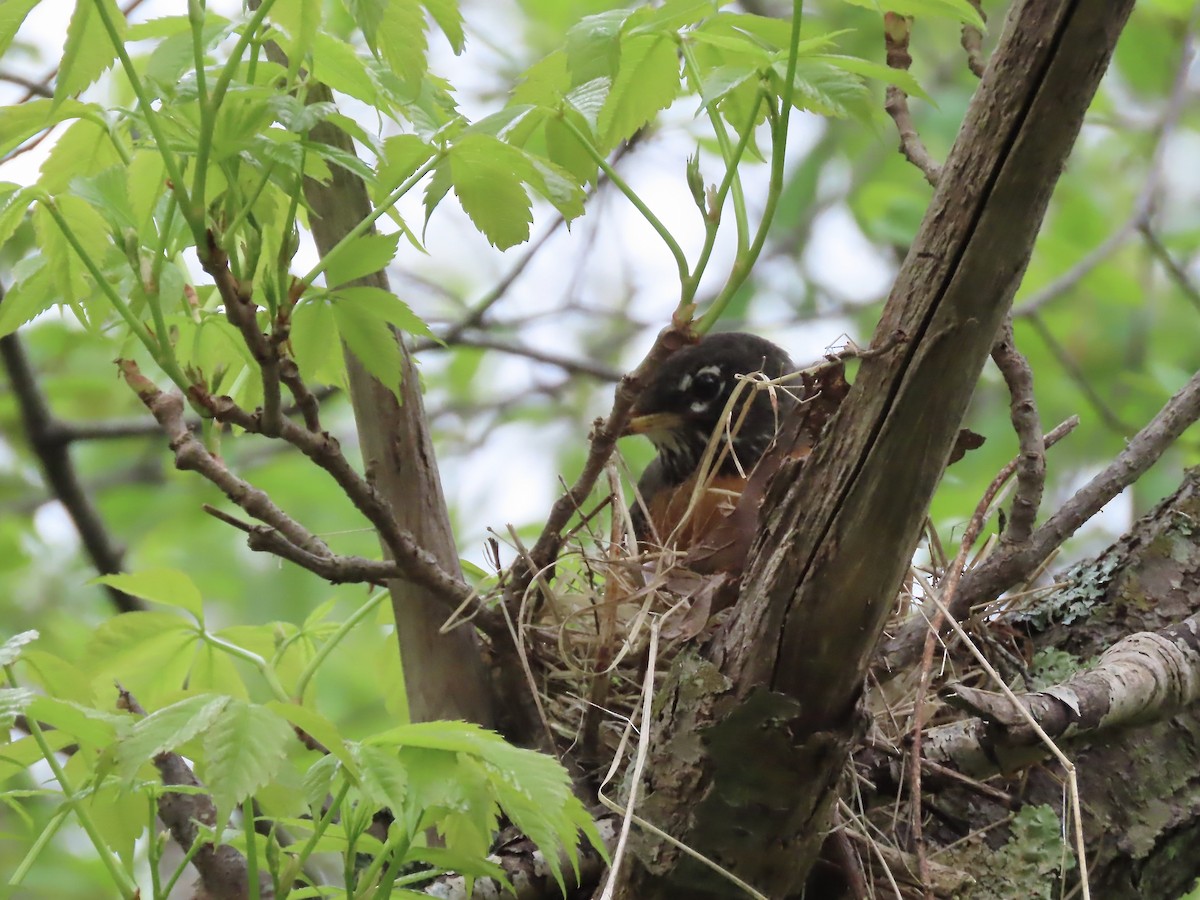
[[0, 327, 141, 613], [991, 318, 1045, 545], [879, 364, 1200, 678]]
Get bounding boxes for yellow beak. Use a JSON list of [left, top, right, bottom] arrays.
[[623, 411, 686, 437]]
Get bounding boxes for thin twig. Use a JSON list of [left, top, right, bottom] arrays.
[[881, 364, 1200, 678], [1138, 222, 1200, 314], [991, 318, 1045, 545], [884, 13, 941, 186], [961, 0, 987, 78]]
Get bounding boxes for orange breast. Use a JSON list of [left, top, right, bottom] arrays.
[[642, 472, 749, 551]]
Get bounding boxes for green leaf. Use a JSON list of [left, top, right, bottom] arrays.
[[598, 34, 681, 146], [840, 0, 986, 29], [269, 0, 323, 70], [378, 134, 436, 194], [19, 650, 93, 705], [0, 631, 38, 666], [93, 569, 204, 621], [511, 51, 570, 107], [0, 183, 30, 250], [447, 134, 533, 249], [202, 700, 293, 816], [333, 286, 433, 338], [115, 694, 231, 777], [357, 0, 427, 86], [545, 112, 597, 186], [32, 195, 114, 319], [813, 54, 932, 103], [24, 696, 124, 747], [0, 99, 96, 159], [566, 9, 631, 86], [267, 701, 357, 770], [0, 687, 33, 734], [312, 33, 381, 107], [56, 0, 125, 107], [422, 0, 465, 53], [290, 298, 343, 385], [0, 259, 56, 338], [333, 299, 403, 398], [0, 0, 40, 60], [86, 611, 198, 703], [323, 231, 402, 288], [351, 743, 409, 812]]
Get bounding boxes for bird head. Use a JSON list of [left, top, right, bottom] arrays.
[[624, 332, 796, 486]]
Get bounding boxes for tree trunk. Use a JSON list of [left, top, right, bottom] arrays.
[[300, 89, 495, 728], [616, 1, 1135, 895]]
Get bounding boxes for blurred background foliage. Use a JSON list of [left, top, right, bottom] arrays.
[[0, 0, 1198, 892]]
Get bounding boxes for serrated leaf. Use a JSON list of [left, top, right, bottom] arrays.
[[94, 569, 204, 621], [511, 50, 569, 107], [378, 134, 436, 194], [116, 694, 231, 779], [333, 300, 403, 398], [628, 0, 717, 36], [302, 753, 342, 811], [0, 687, 34, 734], [814, 53, 932, 103], [447, 134, 534, 249], [351, 743, 409, 812], [202, 700, 292, 816], [598, 34, 681, 146], [0, 631, 38, 666], [0, 0, 41, 60], [312, 33, 381, 106], [0, 99, 96, 159], [422, 0, 464, 53], [333, 286, 433, 338], [290, 298, 343, 385], [0, 183, 30, 250], [56, 0, 125, 107], [25, 695, 124, 747], [365, 0, 427, 86], [323, 231, 402, 288], [0, 260, 56, 339], [68, 166, 136, 233], [566, 9, 630, 86]]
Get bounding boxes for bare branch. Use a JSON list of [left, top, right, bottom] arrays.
[[929, 609, 1200, 775], [879, 365, 1200, 678], [991, 318, 1045, 545], [0, 327, 141, 613], [884, 13, 942, 186], [1139, 222, 1200, 315], [961, 0, 988, 77]]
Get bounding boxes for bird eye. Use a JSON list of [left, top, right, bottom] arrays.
[[690, 369, 723, 403]]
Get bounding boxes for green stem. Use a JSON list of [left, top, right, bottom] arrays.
[[243, 799, 262, 900], [200, 629, 290, 702], [190, 0, 213, 221], [293, 589, 388, 701], [208, 0, 280, 113], [697, 0, 804, 334], [4, 666, 139, 898], [7, 804, 69, 888], [682, 91, 764, 308], [300, 154, 441, 286], [91, 0, 200, 241], [146, 797, 163, 900], [360, 824, 412, 897], [160, 820, 208, 899], [560, 115, 690, 288], [680, 41, 749, 257], [277, 779, 351, 900], [221, 161, 277, 253], [37, 195, 191, 391]]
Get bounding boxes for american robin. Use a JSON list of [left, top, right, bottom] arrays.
[[623, 332, 798, 552]]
